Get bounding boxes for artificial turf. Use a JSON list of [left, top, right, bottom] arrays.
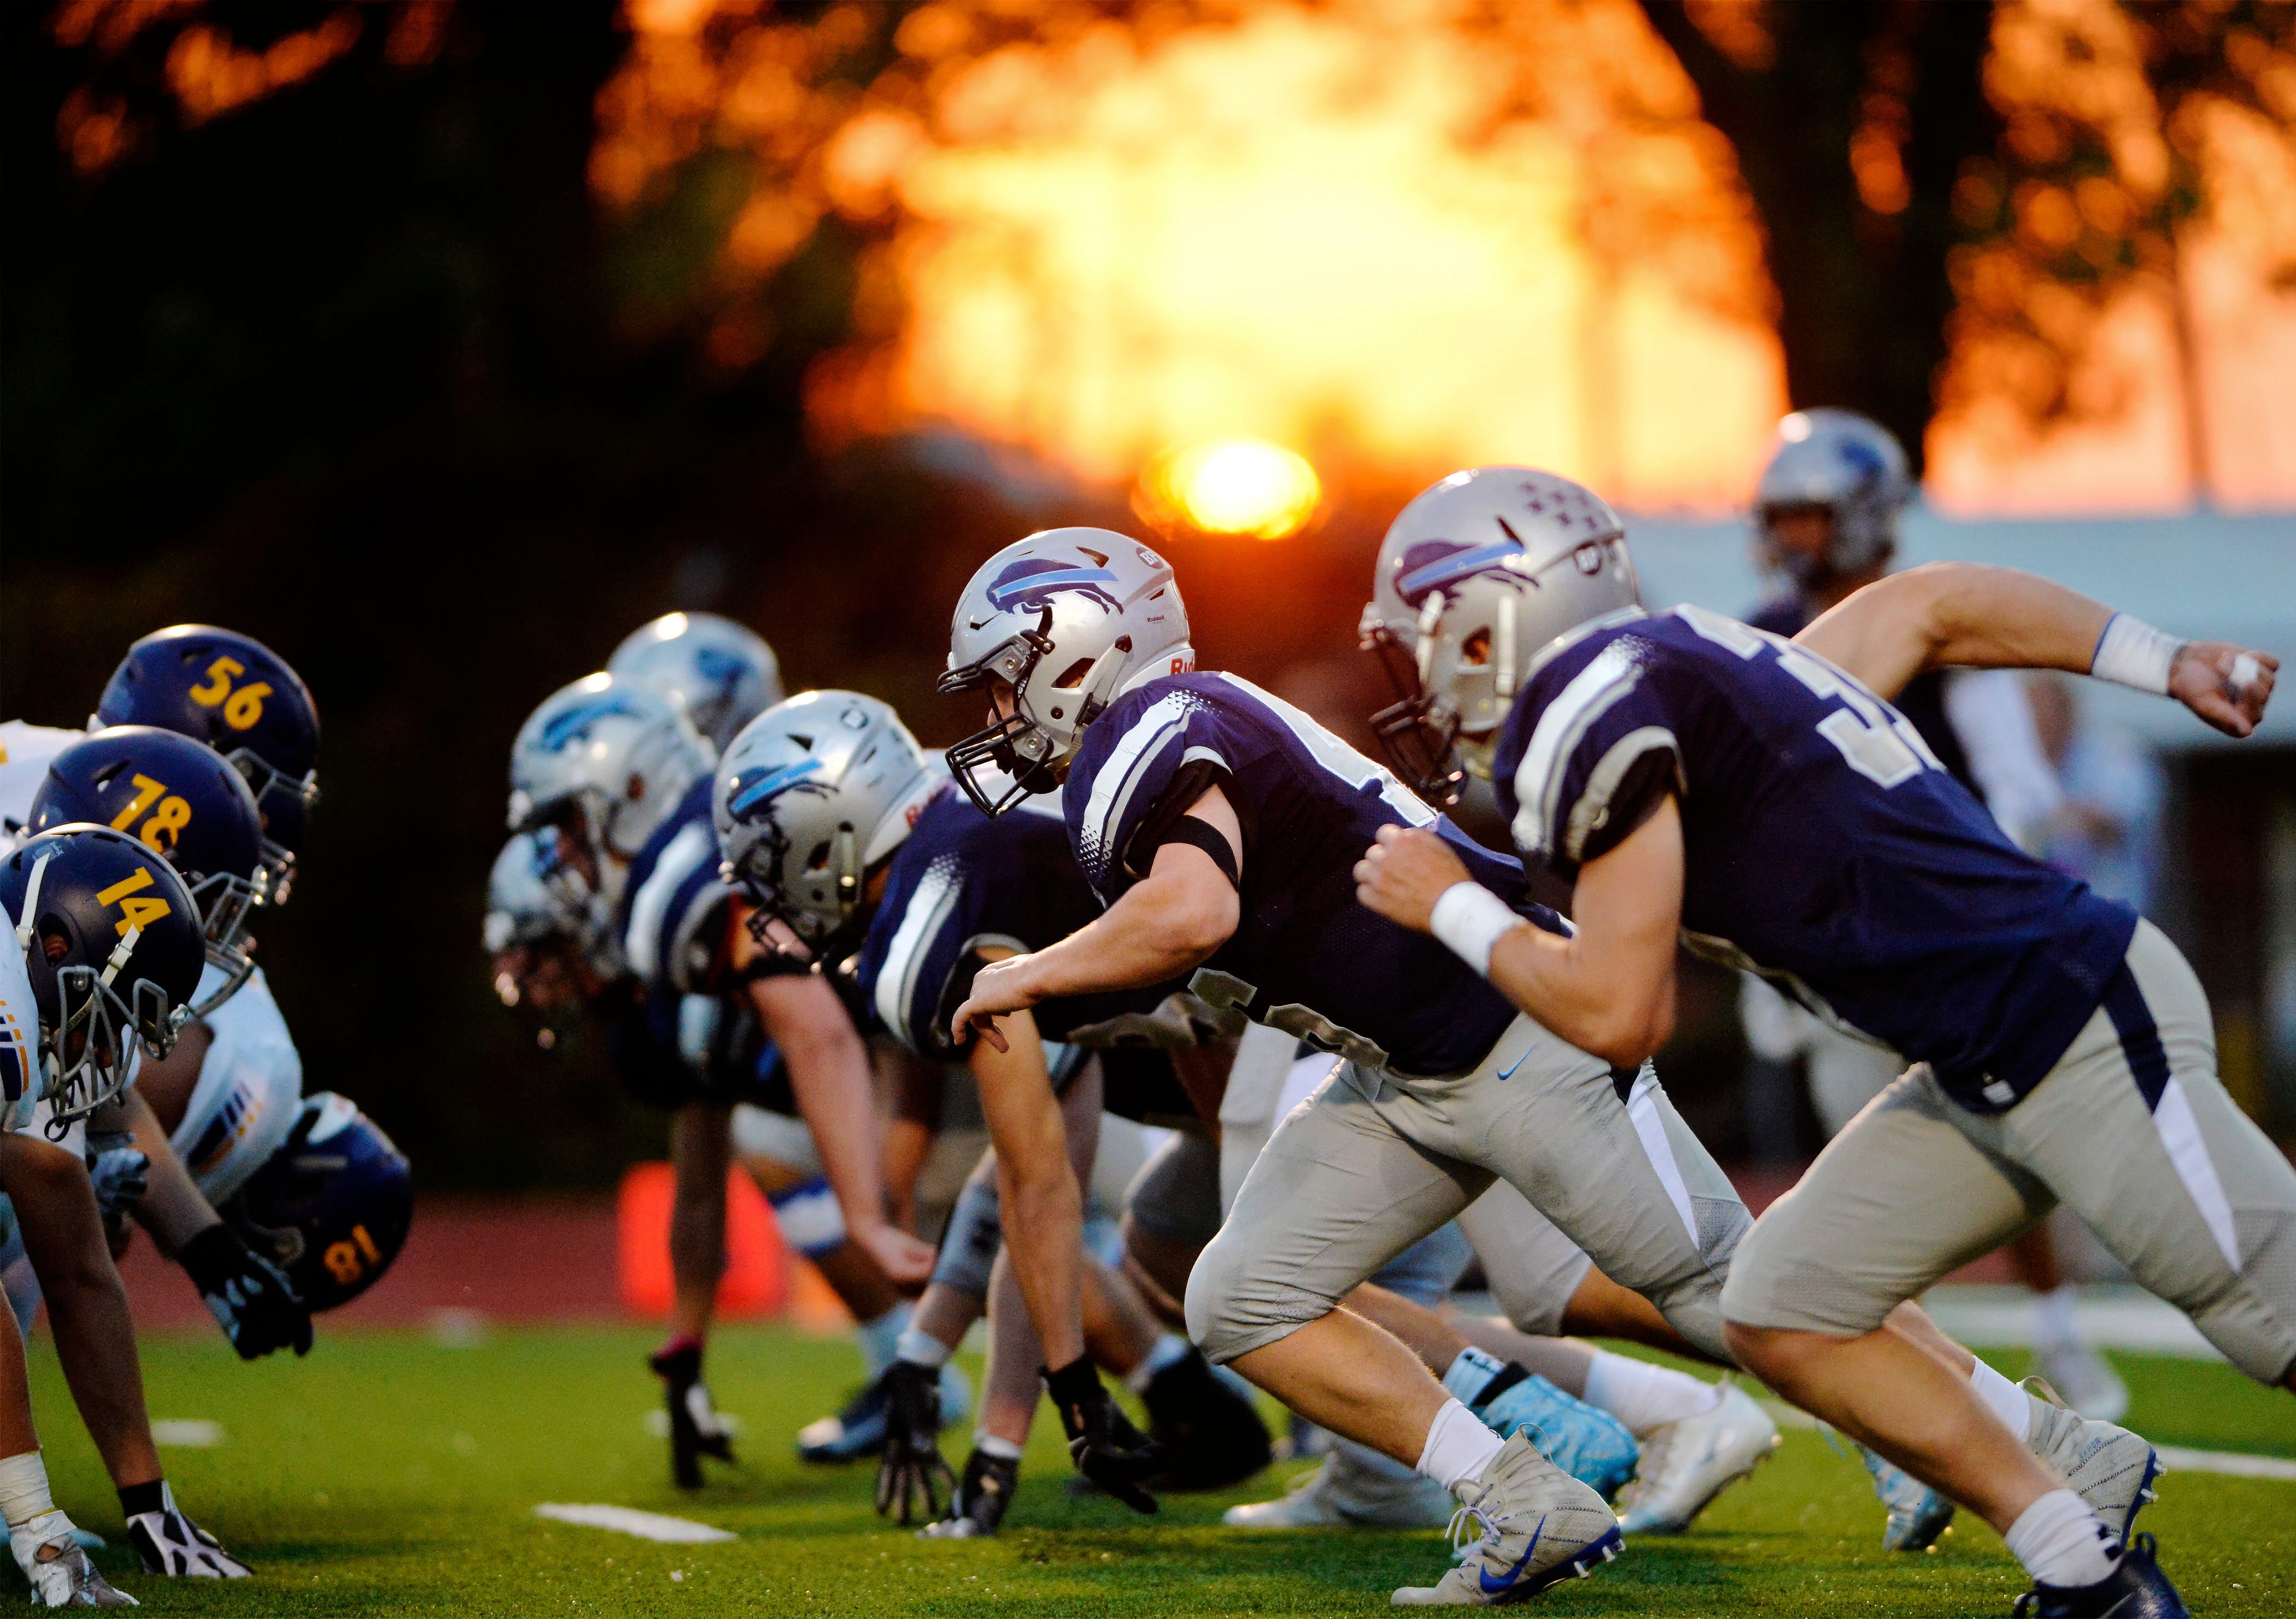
[[21, 1323, 2294, 1616]]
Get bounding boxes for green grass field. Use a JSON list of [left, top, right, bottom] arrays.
[[22, 1325, 2294, 1616]]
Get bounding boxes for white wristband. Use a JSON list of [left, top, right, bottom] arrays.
[[1428, 881, 1524, 979], [2091, 612, 2183, 695]]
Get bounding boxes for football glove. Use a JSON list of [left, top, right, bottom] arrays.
[[874, 1360, 954, 1526], [85, 1132, 150, 1224], [178, 1224, 312, 1360], [1044, 1357, 1163, 1515], [647, 1339, 736, 1489], [125, 1484, 250, 1579]]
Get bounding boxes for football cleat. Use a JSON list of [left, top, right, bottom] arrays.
[[1390, 1431, 1624, 1606], [1141, 1348, 1273, 1491], [1470, 1371, 1639, 1503], [124, 1487, 248, 1579], [2023, 1382, 2160, 1546], [1614, 1382, 1780, 1535], [11, 1512, 136, 1607], [1859, 1442, 1956, 1552], [2034, 1343, 2130, 1424], [1225, 1445, 1455, 1530], [648, 1341, 736, 1489], [798, 1379, 889, 1465], [919, 1449, 1022, 1540], [2012, 1533, 2187, 1618]]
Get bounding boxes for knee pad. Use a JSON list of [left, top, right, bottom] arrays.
[[1124, 1131, 1222, 1249], [1182, 1223, 1331, 1366], [930, 1172, 1003, 1297], [765, 1176, 845, 1259]]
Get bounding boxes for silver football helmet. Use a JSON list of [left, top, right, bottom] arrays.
[[939, 528, 1193, 816], [506, 673, 711, 910], [713, 691, 939, 953], [483, 829, 621, 974], [1360, 466, 1638, 804], [606, 611, 785, 755], [1753, 408, 1911, 586]]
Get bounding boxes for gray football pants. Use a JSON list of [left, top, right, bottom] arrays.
[[1185, 1013, 1747, 1366], [1725, 920, 2296, 1386]]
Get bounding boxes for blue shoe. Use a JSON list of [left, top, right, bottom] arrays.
[[1471, 1373, 1638, 1503], [797, 1379, 888, 1463], [1858, 1443, 1955, 1552]]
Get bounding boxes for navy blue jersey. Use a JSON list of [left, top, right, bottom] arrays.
[[1065, 672, 1563, 1078], [1493, 606, 2137, 1109], [856, 780, 1178, 1060], [1746, 596, 1972, 790]]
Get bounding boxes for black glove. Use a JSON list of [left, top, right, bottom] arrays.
[[1044, 1357, 1163, 1515], [647, 1340, 736, 1489], [874, 1360, 954, 1526], [178, 1225, 312, 1360]]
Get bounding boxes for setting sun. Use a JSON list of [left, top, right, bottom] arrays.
[[1138, 439, 1322, 540]]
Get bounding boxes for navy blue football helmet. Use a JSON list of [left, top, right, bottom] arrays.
[[1, 826, 203, 1125], [225, 1093, 412, 1312], [95, 627, 320, 895], [28, 727, 272, 1017]]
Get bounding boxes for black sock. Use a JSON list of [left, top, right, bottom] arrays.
[[118, 1479, 166, 1519]]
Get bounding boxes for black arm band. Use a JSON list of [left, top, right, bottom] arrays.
[[1145, 816, 1239, 889]]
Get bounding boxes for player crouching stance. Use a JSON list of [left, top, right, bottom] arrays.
[[1352, 465, 2292, 1618]]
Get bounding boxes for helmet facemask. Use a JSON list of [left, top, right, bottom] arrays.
[[938, 609, 1074, 817], [1360, 595, 1467, 809], [185, 862, 268, 1018]]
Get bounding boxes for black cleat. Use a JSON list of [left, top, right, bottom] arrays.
[[2012, 1535, 2188, 1618], [1140, 1349, 1273, 1491], [919, 1449, 1022, 1539], [648, 1342, 737, 1490], [797, 1379, 890, 1464]]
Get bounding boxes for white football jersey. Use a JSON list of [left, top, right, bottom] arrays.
[[0, 938, 39, 1135], [0, 721, 85, 834], [168, 963, 302, 1205]]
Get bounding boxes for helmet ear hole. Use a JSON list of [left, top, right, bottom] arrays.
[[804, 840, 831, 873], [1051, 658, 1096, 689]]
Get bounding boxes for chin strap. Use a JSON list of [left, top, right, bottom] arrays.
[[98, 926, 141, 989], [11, 850, 52, 953]]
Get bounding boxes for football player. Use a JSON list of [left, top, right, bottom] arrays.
[[1349, 465, 2289, 1618], [0, 826, 245, 1600], [936, 530, 1744, 1604], [607, 612, 784, 755], [1741, 410, 2125, 1433]]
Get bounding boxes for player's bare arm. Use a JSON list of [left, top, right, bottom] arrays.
[[1800, 561, 2276, 737], [951, 785, 1243, 1052], [1354, 800, 1684, 1069], [964, 956, 1087, 1371], [746, 968, 937, 1286]]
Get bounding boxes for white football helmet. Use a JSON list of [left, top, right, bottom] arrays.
[[1753, 408, 1911, 586], [713, 691, 938, 952], [506, 673, 710, 909], [482, 829, 620, 975], [606, 611, 784, 754], [939, 528, 1193, 815], [1360, 467, 1638, 802]]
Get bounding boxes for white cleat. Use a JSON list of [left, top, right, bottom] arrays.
[[2035, 1343, 2129, 1423], [1614, 1382, 1779, 1536], [11, 1513, 136, 1608], [2024, 1381, 2160, 1545], [1857, 1442, 1955, 1551], [1226, 1444, 1456, 1529], [1390, 1431, 1623, 1606]]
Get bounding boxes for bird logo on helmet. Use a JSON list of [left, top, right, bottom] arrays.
[[1360, 467, 1639, 806], [95, 626, 321, 891], [225, 1093, 413, 1312], [506, 674, 711, 913], [607, 612, 785, 755], [0, 826, 205, 1125], [29, 727, 273, 1020], [940, 529, 1194, 818], [713, 692, 936, 955]]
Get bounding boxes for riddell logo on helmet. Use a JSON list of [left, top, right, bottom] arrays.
[[985, 559, 1122, 616]]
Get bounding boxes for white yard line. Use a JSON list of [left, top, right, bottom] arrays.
[[532, 1504, 736, 1543], [2154, 1447, 2296, 1482]]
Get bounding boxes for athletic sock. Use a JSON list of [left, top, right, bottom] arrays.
[[2005, 1489, 2119, 1588], [974, 1433, 1024, 1462], [1415, 1398, 1505, 1492], [116, 1478, 167, 1521], [1125, 1334, 1192, 1394], [1582, 1349, 1724, 1436], [2033, 1286, 2080, 1353], [857, 1304, 912, 1381], [1441, 1346, 1513, 1407], [1969, 1358, 2031, 1442], [0, 1452, 56, 1529], [895, 1325, 953, 1370]]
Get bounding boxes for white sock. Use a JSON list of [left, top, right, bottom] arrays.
[[0, 1451, 53, 1529], [1415, 1398, 1505, 1491], [858, 1304, 911, 1380], [1125, 1334, 1191, 1394], [2033, 1286, 2080, 1353], [974, 1433, 1023, 1461], [2004, 1488, 2119, 1588], [1582, 1350, 1724, 1436], [1970, 1358, 2031, 1442], [895, 1326, 953, 1370]]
